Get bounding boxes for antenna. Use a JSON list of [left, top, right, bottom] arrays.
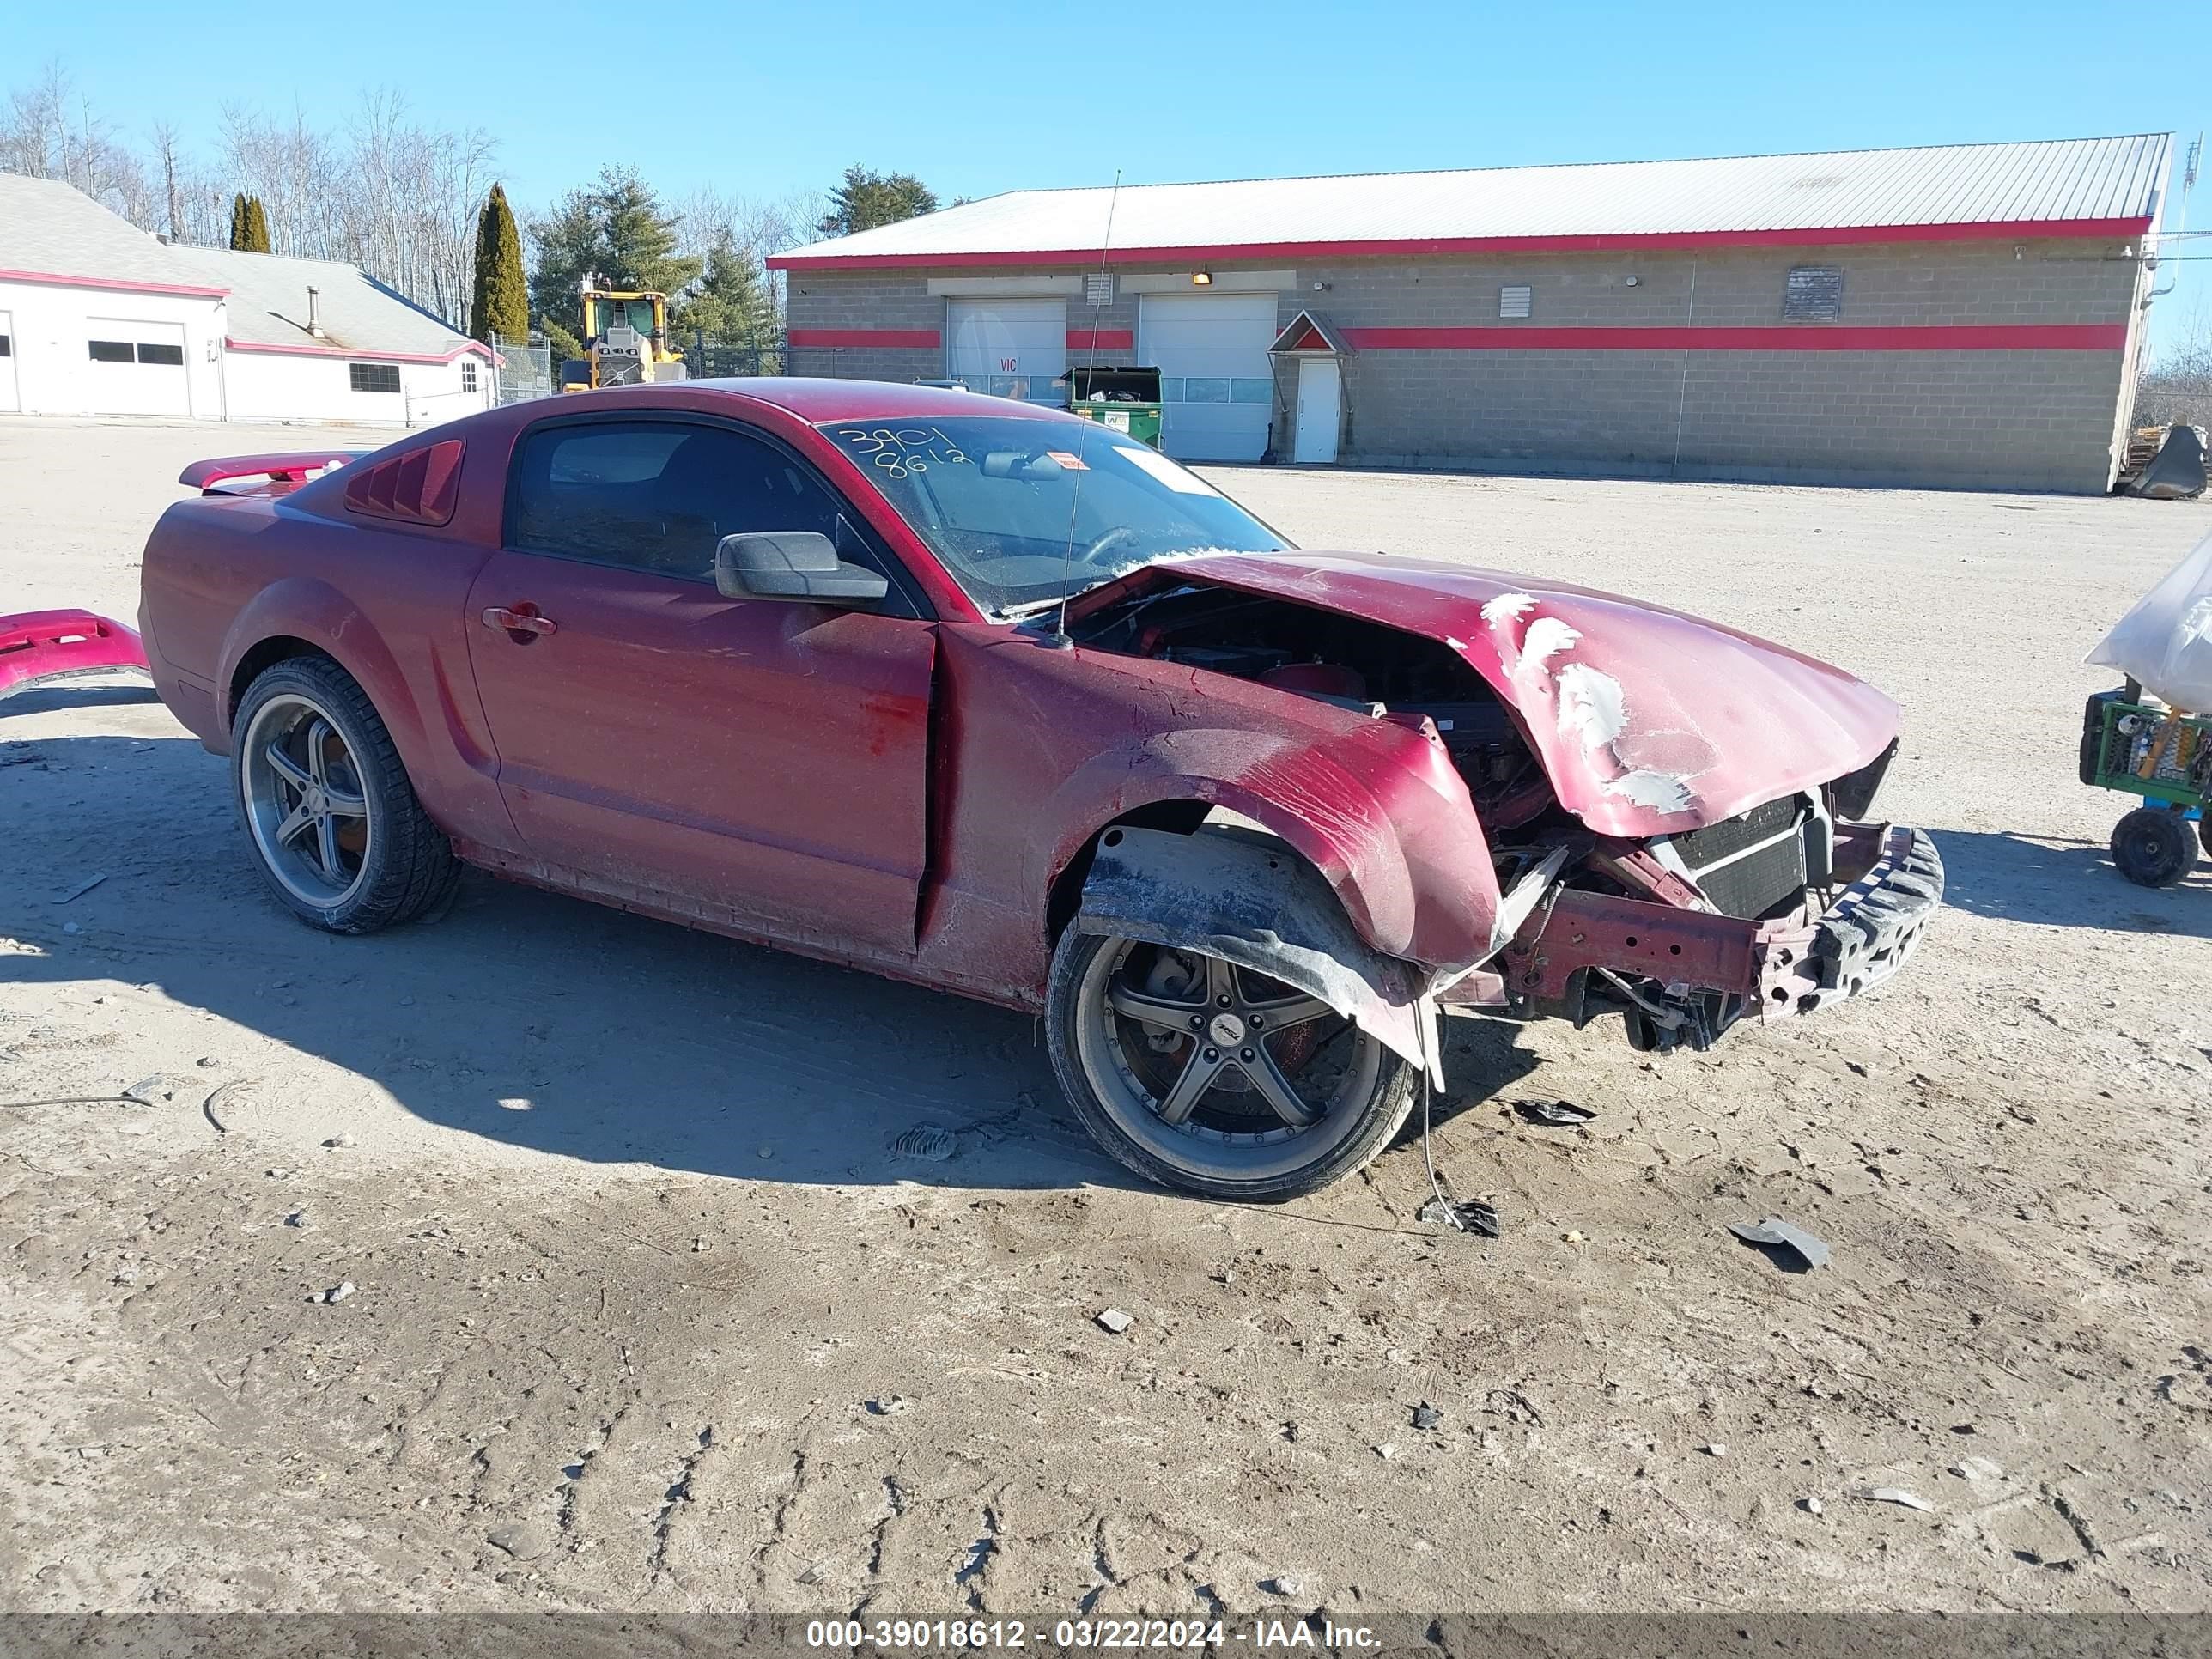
[[1045, 169, 1122, 650]]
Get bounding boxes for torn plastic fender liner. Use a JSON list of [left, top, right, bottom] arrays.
[[1073, 825, 1443, 1085], [0, 611, 153, 704]]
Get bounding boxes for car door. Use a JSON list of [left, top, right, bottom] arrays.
[[463, 413, 935, 959]]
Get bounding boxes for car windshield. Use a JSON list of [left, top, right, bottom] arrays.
[[819, 416, 1291, 617]]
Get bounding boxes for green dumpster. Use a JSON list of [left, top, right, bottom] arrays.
[[1063, 366, 1164, 449]]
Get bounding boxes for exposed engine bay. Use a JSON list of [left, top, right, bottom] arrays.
[[1073, 582, 1555, 832], [1072, 580, 1925, 1058]]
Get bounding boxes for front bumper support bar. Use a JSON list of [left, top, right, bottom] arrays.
[[1492, 823, 1943, 1025]]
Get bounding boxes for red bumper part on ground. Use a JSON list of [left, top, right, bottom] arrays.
[[0, 610, 154, 704]]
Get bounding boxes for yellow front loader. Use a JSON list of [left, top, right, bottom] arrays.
[[558, 286, 686, 391]]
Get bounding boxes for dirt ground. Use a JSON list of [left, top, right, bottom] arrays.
[[2, 416, 2209, 1617]]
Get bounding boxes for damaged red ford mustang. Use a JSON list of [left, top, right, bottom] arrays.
[[131, 380, 1942, 1200]]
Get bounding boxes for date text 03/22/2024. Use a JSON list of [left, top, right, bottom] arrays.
[[804, 1620, 1382, 1651]]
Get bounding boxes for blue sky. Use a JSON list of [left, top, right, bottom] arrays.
[[15, 0, 2209, 347]]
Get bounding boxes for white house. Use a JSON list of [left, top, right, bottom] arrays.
[[0, 173, 494, 426]]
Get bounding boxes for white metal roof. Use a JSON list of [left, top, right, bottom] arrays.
[[0, 172, 215, 289], [166, 245, 477, 357], [774, 134, 2172, 269], [0, 173, 478, 358]]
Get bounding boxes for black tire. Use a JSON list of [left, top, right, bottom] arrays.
[[2202, 815, 2212, 862], [2110, 805, 2196, 889], [230, 655, 460, 933], [1045, 927, 1419, 1202]]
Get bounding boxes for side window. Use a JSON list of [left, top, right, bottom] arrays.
[[508, 420, 846, 582]]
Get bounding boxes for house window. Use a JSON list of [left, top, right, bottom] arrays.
[[350, 362, 402, 394], [1499, 284, 1532, 319], [137, 343, 185, 366], [460, 360, 478, 392], [88, 340, 135, 362], [0, 333, 12, 357], [1783, 266, 1844, 321]]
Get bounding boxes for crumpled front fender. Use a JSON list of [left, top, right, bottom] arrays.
[[1042, 714, 1503, 972], [1075, 824, 1443, 1084]]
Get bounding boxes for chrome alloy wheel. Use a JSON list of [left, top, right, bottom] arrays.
[[1071, 937, 1385, 1182], [240, 692, 373, 908]]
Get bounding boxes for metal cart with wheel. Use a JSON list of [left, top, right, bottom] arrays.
[[2080, 684, 2210, 886]]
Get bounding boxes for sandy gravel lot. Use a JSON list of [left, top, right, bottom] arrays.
[[2, 416, 2209, 1617]]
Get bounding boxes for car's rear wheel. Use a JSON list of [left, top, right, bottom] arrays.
[[1047, 929, 1419, 1201], [232, 655, 459, 933]]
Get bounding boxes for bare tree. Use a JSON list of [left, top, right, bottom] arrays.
[[2136, 302, 2212, 431], [0, 59, 150, 220]]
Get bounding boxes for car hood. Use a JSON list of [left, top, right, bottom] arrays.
[[1073, 550, 1900, 837]]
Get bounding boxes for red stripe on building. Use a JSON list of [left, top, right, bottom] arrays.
[[769, 217, 2150, 271], [1066, 328, 1134, 350], [1339, 323, 2129, 352], [0, 265, 230, 299], [223, 337, 491, 363], [786, 327, 941, 349]]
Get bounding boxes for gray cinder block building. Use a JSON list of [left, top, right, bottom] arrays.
[[771, 135, 2172, 494]]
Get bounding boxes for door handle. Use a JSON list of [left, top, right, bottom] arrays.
[[481, 605, 557, 637]]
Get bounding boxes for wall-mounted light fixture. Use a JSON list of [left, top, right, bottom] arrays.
[[1312, 280, 1330, 292], [1624, 275, 1639, 286], [1191, 270, 1213, 287]]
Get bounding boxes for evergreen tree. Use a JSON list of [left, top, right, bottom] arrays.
[[525, 167, 700, 343], [525, 190, 599, 346], [228, 191, 249, 250], [468, 183, 528, 344], [236, 195, 271, 253], [675, 232, 773, 353], [817, 167, 938, 238]]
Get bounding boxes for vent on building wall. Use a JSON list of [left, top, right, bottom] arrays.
[[1085, 273, 1115, 306], [1784, 266, 1844, 322], [1499, 284, 1532, 319], [343, 438, 465, 527]]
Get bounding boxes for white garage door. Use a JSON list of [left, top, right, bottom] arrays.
[[1139, 293, 1279, 462], [945, 298, 1066, 405], [0, 311, 17, 414], [84, 319, 190, 416]]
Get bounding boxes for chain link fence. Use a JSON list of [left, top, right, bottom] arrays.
[[489, 338, 555, 405], [477, 336, 786, 404], [681, 341, 784, 380]]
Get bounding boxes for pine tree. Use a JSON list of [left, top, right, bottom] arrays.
[[592, 167, 700, 295], [469, 183, 528, 344], [675, 232, 772, 355], [234, 195, 272, 254], [526, 167, 701, 344], [817, 167, 938, 238], [228, 192, 250, 251]]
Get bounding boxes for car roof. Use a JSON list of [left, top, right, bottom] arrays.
[[686, 376, 1091, 424]]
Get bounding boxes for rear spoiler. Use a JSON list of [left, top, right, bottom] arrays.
[[178, 452, 369, 493]]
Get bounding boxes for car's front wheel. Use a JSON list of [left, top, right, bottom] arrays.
[[1046, 929, 1419, 1201], [231, 655, 459, 933]]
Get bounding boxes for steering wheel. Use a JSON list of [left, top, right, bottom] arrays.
[[1079, 526, 1140, 566]]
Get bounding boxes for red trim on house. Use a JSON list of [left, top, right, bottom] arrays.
[[1338, 322, 2129, 352], [1066, 328, 1134, 350], [786, 327, 942, 349], [222, 337, 492, 363], [769, 216, 2151, 271], [0, 265, 229, 299]]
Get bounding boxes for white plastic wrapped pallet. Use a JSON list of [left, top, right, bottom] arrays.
[[2087, 530, 2212, 713]]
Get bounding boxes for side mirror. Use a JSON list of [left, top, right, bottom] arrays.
[[714, 532, 888, 605]]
